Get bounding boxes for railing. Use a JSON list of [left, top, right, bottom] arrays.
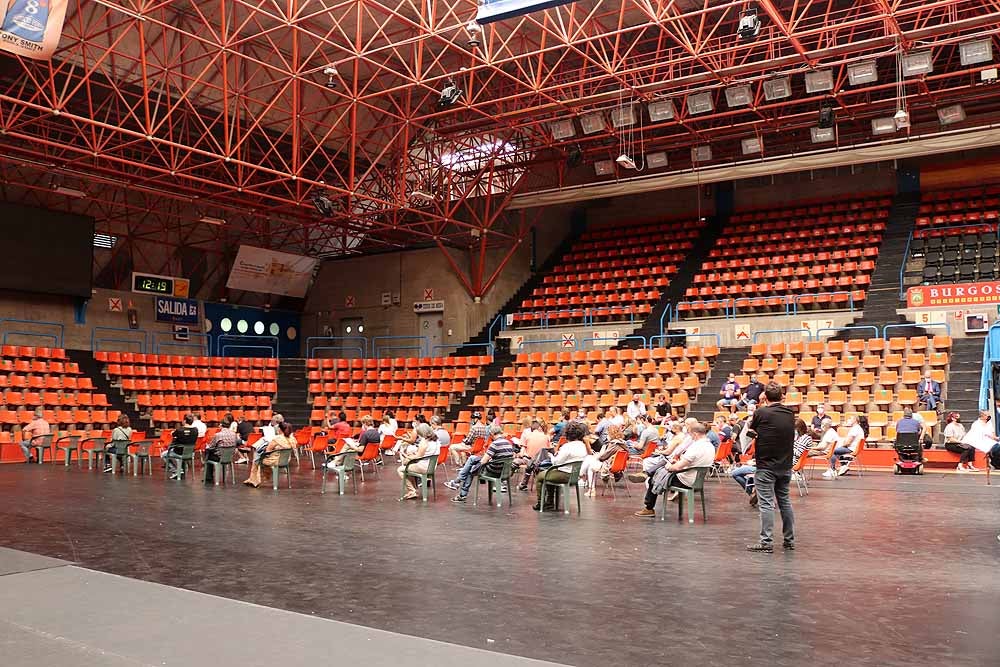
[[658, 302, 672, 339], [514, 337, 578, 350], [305, 336, 368, 358], [732, 295, 792, 317], [899, 221, 1000, 299], [217, 335, 279, 358], [791, 291, 854, 314], [752, 329, 814, 344], [579, 334, 648, 349], [431, 343, 495, 356], [675, 290, 862, 320], [649, 332, 722, 349], [0, 319, 65, 348], [151, 331, 209, 355], [487, 313, 505, 347], [512, 306, 639, 329], [310, 345, 366, 359], [815, 325, 879, 340], [371, 336, 428, 358], [884, 322, 951, 338], [92, 327, 148, 353], [673, 298, 732, 320]]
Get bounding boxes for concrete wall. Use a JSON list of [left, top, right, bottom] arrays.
[[0, 287, 204, 353], [672, 312, 861, 348]]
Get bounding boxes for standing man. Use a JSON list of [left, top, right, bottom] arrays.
[[19, 407, 51, 463], [745, 382, 796, 553]]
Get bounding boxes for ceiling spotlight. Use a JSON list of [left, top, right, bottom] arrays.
[[611, 105, 636, 129], [901, 51, 934, 77], [646, 152, 668, 168], [871, 116, 897, 135], [893, 108, 911, 130], [550, 119, 576, 140], [725, 85, 752, 108], [847, 60, 878, 86], [199, 216, 226, 226], [687, 91, 714, 115], [960, 39, 992, 66], [741, 137, 762, 155], [691, 145, 712, 163], [437, 79, 463, 108], [937, 104, 966, 125], [311, 190, 338, 216], [647, 99, 676, 122], [594, 160, 615, 176], [615, 154, 637, 170], [804, 69, 834, 94], [465, 20, 483, 48], [580, 112, 605, 135], [737, 7, 760, 41], [763, 76, 791, 101], [811, 126, 835, 143], [322, 66, 338, 90]]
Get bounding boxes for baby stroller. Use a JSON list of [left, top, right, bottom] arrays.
[[893, 431, 924, 475]]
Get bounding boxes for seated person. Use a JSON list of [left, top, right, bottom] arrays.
[[243, 421, 295, 487], [738, 374, 765, 410], [451, 412, 490, 466], [19, 407, 51, 463], [330, 411, 352, 441], [634, 421, 715, 517], [515, 420, 551, 491], [447, 425, 516, 502], [378, 412, 399, 449], [533, 421, 589, 511], [105, 414, 132, 473], [235, 417, 255, 463], [626, 394, 647, 420], [960, 411, 999, 468], [716, 374, 741, 414], [162, 413, 198, 478], [895, 408, 922, 436], [917, 371, 941, 412], [431, 415, 451, 450], [397, 423, 441, 500], [204, 414, 239, 482], [632, 413, 661, 456], [808, 417, 837, 458], [582, 424, 628, 496], [822, 416, 865, 479], [327, 414, 380, 468], [809, 406, 828, 438], [942, 412, 975, 472]]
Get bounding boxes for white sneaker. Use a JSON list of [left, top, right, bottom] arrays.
[[837, 463, 851, 476], [821, 469, 836, 479], [956, 466, 970, 473], [966, 465, 979, 472]]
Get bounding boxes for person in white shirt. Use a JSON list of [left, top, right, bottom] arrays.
[[807, 418, 837, 458], [822, 416, 864, 479], [397, 423, 441, 500], [533, 421, 589, 511], [431, 415, 451, 449], [626, 394, 646, 421], [379, 413, 399, 451], [634, 421, 715, 517], [961, 410, 999, 465], [191, 413, 208, 438], [942, 412, 974, 471]]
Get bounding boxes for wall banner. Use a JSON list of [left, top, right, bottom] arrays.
[[907, 281, 1000, 308], [226, 245, 319, 298], [155, 296, 200, 325], [0, 0, 69, 60]]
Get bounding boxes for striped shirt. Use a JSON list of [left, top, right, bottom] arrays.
[[483, 438, 515, 474]]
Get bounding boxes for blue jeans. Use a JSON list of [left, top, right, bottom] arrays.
[[731, 465, 756, 494], [456, 455, 483, 497], [754, 469, 794, 545], [19, 440, 32, 461], [830, 446, 852, 469]]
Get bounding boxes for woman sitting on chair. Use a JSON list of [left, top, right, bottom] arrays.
[[942, 412, 975, 472], [581, 424, 627, 497], [244, 422, 295, 488], [533, 420, 589, 511]]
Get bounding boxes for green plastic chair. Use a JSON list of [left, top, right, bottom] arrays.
[[203, 447, 237, 485], [81, 437, 107, 470], [473, 457, 514, 507], [165, 444, 196, 480], [107, 439, 132, 474], [539, 459, 584, 514], [28, 434, 54, 465], [268, 449, 294, 490], [321, 450, 358, 495], [665, 466, 711, 523], [400, 453, 438, 502], [55, 435, 81, 467], [126, 440, 155, 477]]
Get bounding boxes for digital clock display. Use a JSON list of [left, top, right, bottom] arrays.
[[132, 274, 174, 295]]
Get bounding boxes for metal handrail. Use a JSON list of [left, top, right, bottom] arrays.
[[93, 337, 146, 353], [487, 313, 505, 345], [791, 291, 854, 314], [649, 332, 722, 349], [899, 230, 914, 300], [579, 334, 647, 349], [221, 344, 276, 357], [0, 319, 65, 347], [306, 336, 368, 358], [217, 335, 279, 358], [815, 326, 879, 340], [155, 341, 212, 355], [92, 327, 148, 353], [901, 221, 1000, 298], [514, 337, 578, 350], [884, 322, 951, 338], [658, 302, 672, 339], [2, 331, 58, 347], [310, 345, 365, 359], [375, 345, 424, 358], [752, 329, 814, 344], [673, 298, 733, 320], [431, 343, 495, 356], [371, 336, 428, 358]]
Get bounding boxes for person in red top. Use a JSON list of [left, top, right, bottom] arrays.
[[20, 407, 51, 463], [331, 411, 352, 440]]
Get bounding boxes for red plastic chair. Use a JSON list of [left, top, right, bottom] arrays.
[[357, 442, 381, 481], [601, 448, 631, 498]]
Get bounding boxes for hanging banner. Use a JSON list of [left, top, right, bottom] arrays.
[[226, 245, 319, 298], [907, 281, 1000, 308], [0, 0, 69, 60], [155, 296, 200, 325]]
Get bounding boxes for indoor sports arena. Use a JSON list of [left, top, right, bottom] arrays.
[[1, 1, 1000, 665]]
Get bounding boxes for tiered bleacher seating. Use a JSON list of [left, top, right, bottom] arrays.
[[472, 347, 719, 425], [512, 218, 704, 327], [727, 335, 951, 443], [0, 345, 119, 462], [96, 352, 278, 428], [680, 196, 890, 317], [307, 355, 492, 427], [911, 185, 1000, 284]]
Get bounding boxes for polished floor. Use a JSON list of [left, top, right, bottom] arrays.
[[1, 459, 998, 666]]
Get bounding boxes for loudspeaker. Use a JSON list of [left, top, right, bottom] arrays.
[[818, 104, 835, 129]]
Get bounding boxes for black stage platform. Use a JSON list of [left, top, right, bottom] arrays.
[[0, 462, 998, 666]]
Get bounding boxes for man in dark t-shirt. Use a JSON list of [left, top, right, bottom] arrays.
[[746, 382, 796, 553], [739, 375, 765, 410]]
